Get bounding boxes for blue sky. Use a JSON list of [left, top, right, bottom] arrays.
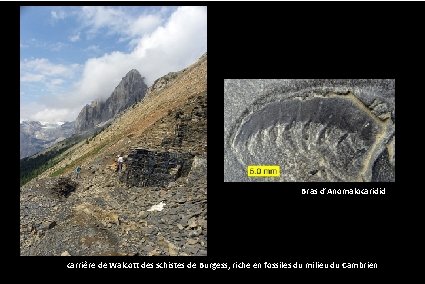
[[20, 6, 207, 123]]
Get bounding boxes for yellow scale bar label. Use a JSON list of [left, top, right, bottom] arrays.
[[247, 165, 280, 177]]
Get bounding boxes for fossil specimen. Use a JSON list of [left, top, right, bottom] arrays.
[[225, 81, 395, 182]]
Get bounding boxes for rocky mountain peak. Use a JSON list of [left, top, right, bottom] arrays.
[[90, 100, 99, 107], [147, 72, 180, 95], [127, 69, 141, 76], [74, 69, 148, 134]]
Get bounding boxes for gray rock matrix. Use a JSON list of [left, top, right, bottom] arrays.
[[224, 79, 395, 182], [75, 69, 148, 133], [20, 156, 207, 256]]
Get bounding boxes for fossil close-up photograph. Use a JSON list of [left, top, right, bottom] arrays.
[[224, 79, 395, 182]]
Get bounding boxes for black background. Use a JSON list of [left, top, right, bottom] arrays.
[[208, 1, 416, 273], [6, 1, 422, 275]]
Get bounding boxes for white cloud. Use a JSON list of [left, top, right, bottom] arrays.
[[129, 14, 162, 36], [67, 6, 206, 107], [79, 6, 165, 40], [84, 44, 101, 53], [32, 108, 71, 123], [80, 6, 124, 34], [51, 10, 66, 20], [21, 6, 206, 124], [49, 42, 67, 51], [69, 32, 80, 42], [132, 6, 207, 83], [21, 58, 78, 78], [21, 38, 67, 52], [20, 101, 79, 123], [71, 51, 135, 103], [20, 58, 81, 115], [21, 73, 45, 82], [50, 78, 64, 86]]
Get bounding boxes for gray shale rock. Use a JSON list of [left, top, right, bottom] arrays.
[[121, 148, 194, 187], [21, 159, 207, 256], [224, 79, 395, 182]]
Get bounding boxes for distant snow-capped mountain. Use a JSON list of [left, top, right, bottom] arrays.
[[20, 120, 75, 159]]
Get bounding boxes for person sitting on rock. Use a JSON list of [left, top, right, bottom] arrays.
[[75, 165, 81, 179]]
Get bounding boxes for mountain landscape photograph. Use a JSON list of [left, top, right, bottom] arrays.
[[20, 6, 207, 256]]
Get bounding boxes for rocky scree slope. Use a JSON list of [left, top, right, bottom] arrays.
[[20, 53, 207, 256]]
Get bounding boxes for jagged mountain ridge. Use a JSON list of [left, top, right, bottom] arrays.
[[20, 121, 75, 159], [21, 69, 147, 159], [20, 53, 207, 256], [74, 69, 148, 134]]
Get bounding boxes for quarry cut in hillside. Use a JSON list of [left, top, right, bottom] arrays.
[[121, 148, 195, 188], [20, 53, 207, 256]]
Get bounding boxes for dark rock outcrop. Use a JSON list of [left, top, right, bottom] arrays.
[[50, 177, 78, 198], [74, 69, 147, 133], [121, 148, 194, 187]]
